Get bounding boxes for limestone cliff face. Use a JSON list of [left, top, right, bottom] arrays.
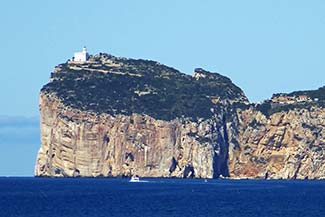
[[35, 93, 230, 178], [35, 53, 325, 179], [228, 106, 325, 179]]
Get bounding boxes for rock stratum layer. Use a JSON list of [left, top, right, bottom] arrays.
[[35, 53, 325, 179], [228, 107, 325, 179]]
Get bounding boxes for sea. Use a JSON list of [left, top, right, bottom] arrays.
[[0, 177, 324, 217]]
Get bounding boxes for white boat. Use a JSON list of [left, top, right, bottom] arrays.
[[129, 175, 148, 183], [129, 176, 140, 182]]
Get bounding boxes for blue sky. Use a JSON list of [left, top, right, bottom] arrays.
[[0, 116, 39, 176], [0, 0, 324, 176]]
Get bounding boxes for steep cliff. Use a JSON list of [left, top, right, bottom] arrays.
[[36, 93, 227, 178], [35, 54, 246, 178], [228, 106, 325, 179], [35, 53, 325, 179]]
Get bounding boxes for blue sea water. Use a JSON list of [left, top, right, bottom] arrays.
[[0, 178, 324, 217]]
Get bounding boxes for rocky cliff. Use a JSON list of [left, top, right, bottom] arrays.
[[36, 93, 229, 178], [35, 53, 325, 179], [228, 106, 325, 179]]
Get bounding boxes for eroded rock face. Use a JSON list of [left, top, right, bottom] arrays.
[[35, 93, 229, 178], [228, 107, 325, 179], [36, 91, 325, 179], [35, 53, 325, 179]]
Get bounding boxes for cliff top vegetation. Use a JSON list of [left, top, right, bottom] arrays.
[[41, 53, 248, 121]]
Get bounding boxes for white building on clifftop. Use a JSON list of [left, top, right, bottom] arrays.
[[73, 47, 89, 62]]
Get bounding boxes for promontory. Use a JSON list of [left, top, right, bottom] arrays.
[[35, 52, 325, 179]]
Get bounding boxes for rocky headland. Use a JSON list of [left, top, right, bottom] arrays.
[[35, 53, 325, 179]]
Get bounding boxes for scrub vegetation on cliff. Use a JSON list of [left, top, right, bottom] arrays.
[[41, 54, 248, 120], [289, 86, 325, 100], [256, 86, 325, 117]]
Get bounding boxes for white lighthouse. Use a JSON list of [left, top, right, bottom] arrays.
[[73, 47, 89, 62]]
